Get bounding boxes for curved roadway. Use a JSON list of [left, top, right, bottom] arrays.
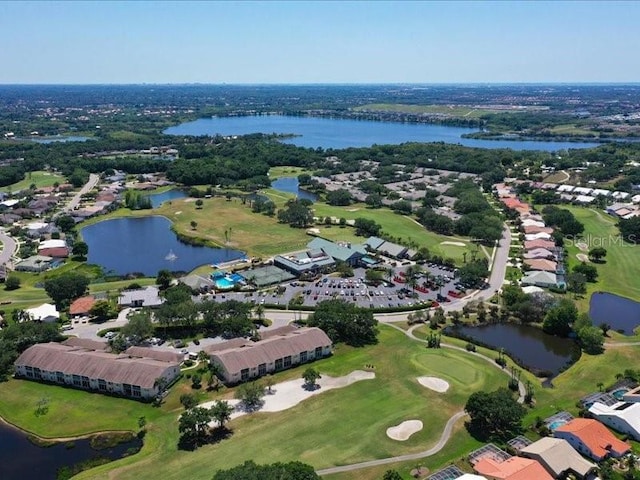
[[0, 230, 17, 265], [60, 173, 100, 213]]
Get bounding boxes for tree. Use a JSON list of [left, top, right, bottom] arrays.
[[353, 217, 382, 237], [4, 275, 21, 291], [138, 416, 147, 431], [190, 220, 198, 230], [276, 199, 314, 228], [264, 374, 275, 394], [71, 241, 88, 259], [212, 461, 320, 480], [365, 193, 383, 209], [364, 269, 384, 285], [89, 300, 115, 322], [457, 259, 489, 287], [121, 309, 154, 344], [236, 381, 264, 411], [326, 188, 352, 206], [383, 471, 403, 480], [178, 406, 212, 444], [465, 388, 526, 441], [588, 247, 607, 262], [302, 367, 321, 390], [44, 273, 89, 308], [567, 272, 587, 297], [156, 269, 173, 290], [210, 400, 233, 429], [180, 393, 198, 410], [195, 199, 204, 209], [55, 214, 76, 233], [573, 263, 598, 282], [308, 299, 378, 346], [543, 299, 578, 337], [577, 326, 605, 355]]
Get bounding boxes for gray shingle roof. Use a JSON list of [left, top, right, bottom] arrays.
[[15, 343, 178, 389]]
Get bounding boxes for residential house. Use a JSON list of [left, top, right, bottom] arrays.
[[523, 259, 557, 272], [24, 303, 59, 323], [69, 296, 96, 318], [15, 255, 54, 272], [14, 342, 180, 400], [588, 389, 640, 441], [38, 247, 69, 258], [473, 456, 553, 480], [523, 248, 555, 260], [524, 239, 557, 251], [209, 327, 332, 384], [62, 337, 109, 351], [525, 232, 552, 241], [38, 239, 67, 250], [124, 346, 185, 364], [520, 437, 596, 479], [522, 225, 554, 235], [554, 418, 631, 461], [521, 271, 561, 289]]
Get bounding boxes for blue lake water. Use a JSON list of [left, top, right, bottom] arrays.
[[446, 323, 580, 376], [270, 177, 318, 201], [0, 421, 141, 480], [164, 115, 600, 151], [29, 135, 90, 144], [145, 189, 188, 208], [82, 216, 244, 276], [589, 292, 640, 335]]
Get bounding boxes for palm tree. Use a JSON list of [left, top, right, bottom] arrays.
[[385, 267, 394, 285]]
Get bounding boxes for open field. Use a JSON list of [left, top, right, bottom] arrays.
[[1, 170, 65, 193], [268, 166, 312, 179], [352, 104, 497, 118], [67, 325, 505, 479], [562, 206, 640, 305]]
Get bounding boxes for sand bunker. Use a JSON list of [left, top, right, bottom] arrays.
[[417, 376, 450, 393], [440, 241, 466, 247], [200, 370, 375, 427], [576, 253, 589, 262], [576, 242, 589, 252], [386, 420, 423, 441], [175, 211, 182, 215]]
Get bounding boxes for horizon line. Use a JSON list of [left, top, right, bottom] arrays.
[[2, 82, 640, 87]]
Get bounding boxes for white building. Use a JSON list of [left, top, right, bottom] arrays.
[[25, 303, 59, 323]]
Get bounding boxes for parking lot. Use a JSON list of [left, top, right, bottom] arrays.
[[200, 263, 467, 310]]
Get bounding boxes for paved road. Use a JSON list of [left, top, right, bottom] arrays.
[[61, 173, 100, 213], [316, 411, 467, 476], [0, 230, 17, 266]]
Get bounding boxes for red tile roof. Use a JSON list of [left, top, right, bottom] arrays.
[[69, 296, 96, 315], [474, 456, 553, 480], [38, 247, 69, 258], [555, 418, 631, 459]]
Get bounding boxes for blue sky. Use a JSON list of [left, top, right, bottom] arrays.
[[0, 1, 638, 84]]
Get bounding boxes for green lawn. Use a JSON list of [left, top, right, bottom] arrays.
[[561, 206, 640, 306], [0, 379, 160, 438], [72, 325, 505, 480], [268, 166, 312, 179], [1, 170, 65, 193]]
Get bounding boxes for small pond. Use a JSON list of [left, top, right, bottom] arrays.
[[82, 216, 245, 276], [145, 189, 188, 208], [445, 323, 581, 377], [589, 292, 640, 335], [270, 177, 318, 201], [0, 422, 141, 480]]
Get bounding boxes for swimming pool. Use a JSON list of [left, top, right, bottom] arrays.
[[612, 388, 630, 401], [548, 420, 567, 431], [215, 277, 236, 290]]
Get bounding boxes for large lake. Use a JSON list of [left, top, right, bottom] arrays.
[[164, 115, 600, 151], [82, 216, 244, 276], [0, 421, 140, 480], [446, 323, 580, 376], [589, 292, 640, 335]]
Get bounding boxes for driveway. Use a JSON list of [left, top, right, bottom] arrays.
[[60, 173, 100, 213], [0, 229, 17, 266]]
